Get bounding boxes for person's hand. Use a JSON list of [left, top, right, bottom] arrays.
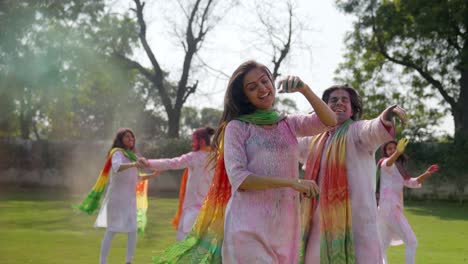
[[134, 162, 144, 169], [426, 164, 439, 174], [396, 138, 409, 154], [292, 179, 319, 198], [381, 104, 407, 127], [277, 75, 307, 94], [137, 157, 149, 168], [139, 170, 160, 181], [148, 170, 159, 177]]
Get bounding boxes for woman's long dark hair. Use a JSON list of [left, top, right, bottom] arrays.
[[109, 128, 136, 154], [209, 60, 273, 164]]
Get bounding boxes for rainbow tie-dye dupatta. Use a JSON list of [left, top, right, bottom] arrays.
[[75, 147, 149, 235], [301, 120, 355, 264], [152, 134, 230, 264]]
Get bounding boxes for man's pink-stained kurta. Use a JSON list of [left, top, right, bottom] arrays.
[[305, 118, 393, 264], [378, 158, 421, 264], [148, 150, 214, 240], [221, 114, 329, 264]]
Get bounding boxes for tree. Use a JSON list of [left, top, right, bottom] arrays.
[[180, 106, 222, 136], [243, 0, 309, 79], [0, 91, 17, 138], [335, 64, 445, 140], [335, 0, 467, 143], [115, 0, 310, 138], [200, 107, 222, 128], [258, 0, 298, 79], [0, 0, 141, 139], [181, 106, 202, 135], [276, 98, 299, 115], [0, 1, 93, 139], [114, 0, 232, 138]]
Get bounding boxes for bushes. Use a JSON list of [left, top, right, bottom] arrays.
[[0, 137, 193, 193], [404, 142, 468, 204], [140, 136, 191, 159], [2, 138, 466, 201]]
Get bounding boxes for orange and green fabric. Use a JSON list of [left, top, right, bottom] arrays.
[[75, 147, 149, 235], [302, 119, 355, 264]]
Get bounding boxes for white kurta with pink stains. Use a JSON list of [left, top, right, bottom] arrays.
[[222, 114, 328, 264], [378, 158, 421, 264], [148, 150, 214, 240], [95, 151, 138, 233], [305, 118, 393, 264]]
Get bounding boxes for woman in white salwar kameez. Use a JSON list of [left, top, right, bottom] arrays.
[[95, 128, 152, 264], [377, 138, 439, 264]]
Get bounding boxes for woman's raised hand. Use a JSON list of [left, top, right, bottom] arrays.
[[277, 75, 307, 94], [381, 104, 408, 127], [426, 164, 439, 174], [396, 138, 409, 154]]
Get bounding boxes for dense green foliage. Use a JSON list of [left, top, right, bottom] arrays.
[[335, 0, 467, 143]]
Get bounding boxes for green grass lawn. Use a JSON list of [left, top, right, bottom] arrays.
[[386, 201, 468, 263], [0, 190, 467, 263]]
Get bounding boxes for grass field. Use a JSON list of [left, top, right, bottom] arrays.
[[0, 190, 467, 264]]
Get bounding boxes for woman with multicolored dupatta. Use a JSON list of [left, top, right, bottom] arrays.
[[377, 139, 439, 264], [218, 60, 337, 264], [76, 128, 156, 264], [143, 127, 215, 241], [301, 85, 408, 264]]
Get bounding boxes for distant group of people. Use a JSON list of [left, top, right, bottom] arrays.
[[77, 60, 438, 264]]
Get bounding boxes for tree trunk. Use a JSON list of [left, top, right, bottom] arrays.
[[454, 43, 468, 145], [167, 108, 181, 138], [19, 92, 31, 140], [20, 113, 30, 140]]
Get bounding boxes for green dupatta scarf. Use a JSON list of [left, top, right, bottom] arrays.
[[236, 109, 284, 125]]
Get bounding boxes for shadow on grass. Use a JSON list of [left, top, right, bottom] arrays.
[[404, 200, 468, 221]]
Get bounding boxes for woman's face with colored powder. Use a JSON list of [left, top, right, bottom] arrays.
[[242, 67, 275, 110]]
